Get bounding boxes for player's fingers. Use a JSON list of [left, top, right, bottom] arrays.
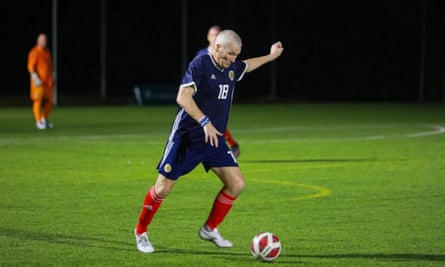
[[204, 128, 209, 144], [214, 135, 219, 147], [204, 125, 220, 147]]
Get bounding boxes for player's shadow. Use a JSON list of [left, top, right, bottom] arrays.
[[154, 247, 307, 264], [154, 249, 445, 264], [4, 227, 443, 264], [155, 247, 245, 256], [287, 253, 445, 263], [0, 227, 135, 252], [243, 158, 378, 164]]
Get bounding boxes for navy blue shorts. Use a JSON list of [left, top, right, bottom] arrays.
[[157, 137, 238, 180]]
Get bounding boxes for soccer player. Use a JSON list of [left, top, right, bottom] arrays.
[[196, 25, 241, 158], [134, 30, 284, 253], [27, 33, 54, 130], [195, 25, 221, 57]]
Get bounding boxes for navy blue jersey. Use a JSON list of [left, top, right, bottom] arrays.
[[195, 47, 209, 57], [169, 54, 247, 146], [157, 54, 246, 178]]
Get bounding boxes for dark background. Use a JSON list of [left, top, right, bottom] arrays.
[[1, 0, 445, 104]]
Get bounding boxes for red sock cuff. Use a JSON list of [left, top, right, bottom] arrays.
[[205, 190, 237, 230], [150, 186, 163, 203], [218, 190, 236, 204]]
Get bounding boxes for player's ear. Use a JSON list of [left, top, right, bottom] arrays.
[[214, 44, 222, 53]]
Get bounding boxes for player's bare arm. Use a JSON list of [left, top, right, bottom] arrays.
[[176, 86, 223, 147], [244, 41, 284, 73]]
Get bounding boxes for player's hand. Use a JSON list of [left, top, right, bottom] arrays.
[[203, 123, 223, 147], [31, 72, 42, 87], [270, 41, 284, 61]]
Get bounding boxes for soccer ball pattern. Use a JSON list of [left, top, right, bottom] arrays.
[[250, 232, 281, 261]]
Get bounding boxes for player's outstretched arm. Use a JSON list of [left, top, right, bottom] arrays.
[[244, 41, 284, 73]]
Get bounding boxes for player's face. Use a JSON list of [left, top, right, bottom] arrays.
[[207, 28, 220, 47], [37, 34, 47, 49], [215, 43, 241, 69]]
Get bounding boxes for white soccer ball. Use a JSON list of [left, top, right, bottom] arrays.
[[250, 232, 281, 262]]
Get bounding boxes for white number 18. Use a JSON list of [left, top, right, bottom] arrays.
[[218, 84, 229, 100]]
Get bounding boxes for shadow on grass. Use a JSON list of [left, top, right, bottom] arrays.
[[152, 247, 445, 264], [2, 227, 443, 264], [294, 253, 445, 262], [0, 227, 134, 252], [153, 247, 306, 264], [243, 158, 379, 164]]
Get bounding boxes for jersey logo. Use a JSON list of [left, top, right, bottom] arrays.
[[163, 163, 172, 173], [229, 70, 235, 81], [210, 74, 217, 80]]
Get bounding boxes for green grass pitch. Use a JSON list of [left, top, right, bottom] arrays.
[[1, 103, 444, 266]]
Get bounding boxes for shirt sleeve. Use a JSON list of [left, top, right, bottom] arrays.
[[180, 56, 204, 93], [27, 48, 37, 73], [235, 60, 248, 82]]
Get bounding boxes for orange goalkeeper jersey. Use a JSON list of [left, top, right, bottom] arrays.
[[27, 45, 53, 94]]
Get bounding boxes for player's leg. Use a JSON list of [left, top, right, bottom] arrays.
[[31, 87, 45, 129], [41, 102, 53, 128], [224, 129, 240, 158], [135, 135, 202, 252], [199, 166, 244, 247], [41, 90, 54, 128], [207, 166, 244, 227], [224, 129, 237, 147], [32, 100, 42, 124], [135, 174, 176, 253], [136, 174, 176, 233]]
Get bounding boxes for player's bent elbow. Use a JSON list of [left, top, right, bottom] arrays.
[[176, 87, 194, 108], [176, 94, 186, 108]]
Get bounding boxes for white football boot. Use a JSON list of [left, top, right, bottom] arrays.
[[36, 120, 46, 130], [198, 225, 233, 248], [134, 229, 155, 253], [41, 118, 54, 129]]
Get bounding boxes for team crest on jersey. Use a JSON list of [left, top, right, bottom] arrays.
[[228, 70, 235, 81], [163, 163, 172, 173]]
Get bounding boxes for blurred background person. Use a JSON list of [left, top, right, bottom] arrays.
[[195, 25, 221, 57], [196, 25, 240, 157], [27, 33, 54, 129]]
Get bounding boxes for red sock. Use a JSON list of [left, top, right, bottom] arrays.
[[205, 190, 236, 230], [136, 186, 163, 234], [224, 129, 237, 147]]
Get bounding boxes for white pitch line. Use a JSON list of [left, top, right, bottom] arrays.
[[1, 124, 444, 146], [242, 124, 445, 144], [236, 123, 442, 133], [405, 125, 445, 137], [0, 133, 166, 146]]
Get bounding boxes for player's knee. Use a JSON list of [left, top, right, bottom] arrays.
[[154, 175, 176, 198], [154, 183, 172, 198], [228, 176, 244, 197], [236, 177, 245, 191]]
